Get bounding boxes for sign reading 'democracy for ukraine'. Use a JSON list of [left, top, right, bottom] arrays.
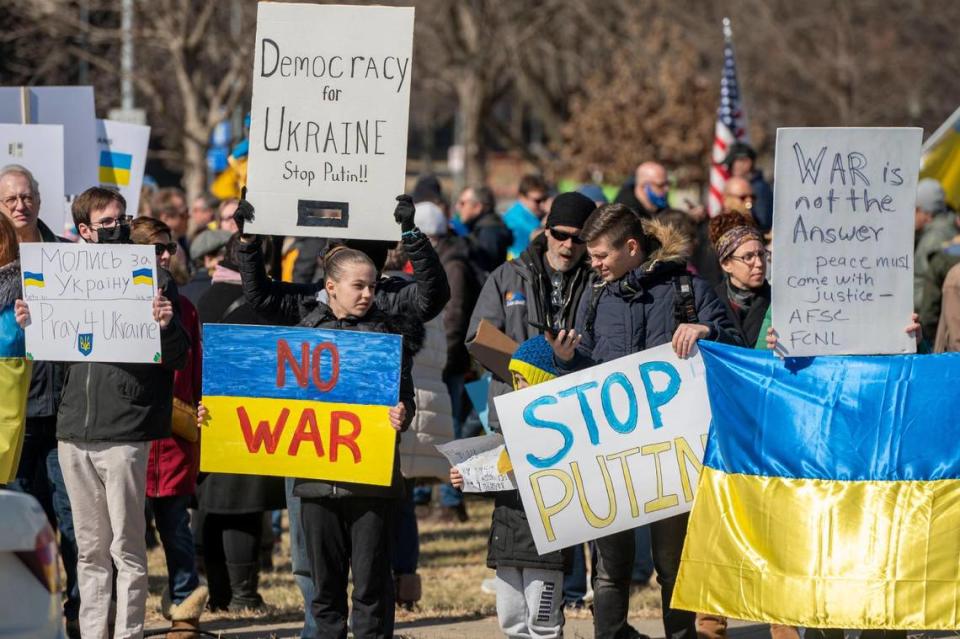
[[771, 127, 922, 356], [493, 343, 711, 554], [96, 119, 151, 217], [201, 324, 402, 486], [19, 243, 160, 363], [244, 3, 415, 241]]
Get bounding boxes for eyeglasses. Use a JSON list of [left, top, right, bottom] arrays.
[[1, 193, 34, 208], [154, 242, 178, 256], [729, 249, 769, 265], [729, 193, 756, 202], [548, 228, 585, 244], [91, 215, 132, 229]]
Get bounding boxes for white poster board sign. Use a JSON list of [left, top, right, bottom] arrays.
[[493, 343, 710, 554], [0, 86, 99, 196], [436, 434, 517, 493], [771, 127, 921, 356], [96, 119, 151, 217], [244, 3, 414, 241], [20, 243, 161, 363], [0, 124, 65, 232]]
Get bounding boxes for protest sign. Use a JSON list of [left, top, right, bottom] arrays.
[[0, 86, 98, 196], [771, 127, 922, 356], [0, 124, 66, 232], [244, 3, 415, 241], [96, 119, 151, 216], [19, 243, 160, 362], [201, 324, 401, 485], [494, 343, 710, 554], [436, 434, 516, 493]]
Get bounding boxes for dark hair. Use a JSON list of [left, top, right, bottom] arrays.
[[151, 187, 187, 219], [580, 203, 645, 248], [466, 185, 496, 214], [657, 209, 698, 246], [323, 246, 375, 283], [708, 210, 756, 247], [72, 187, 127, 227], [0, 213, 18, 265], [518, 174, 549, 197], [130, 216, 171, 245]]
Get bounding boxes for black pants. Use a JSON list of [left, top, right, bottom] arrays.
[[301, 496, 395, 639], [201, 511, 262, 605]]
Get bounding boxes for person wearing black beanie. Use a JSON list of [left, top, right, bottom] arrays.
[[545, 191, 597, 230]]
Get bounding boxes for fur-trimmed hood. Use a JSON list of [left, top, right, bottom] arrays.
[[0, 260, 21, 308], [639, 218, 692, 272]]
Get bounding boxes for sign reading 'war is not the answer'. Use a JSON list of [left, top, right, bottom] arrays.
[[245, 3, 414, 241], [201, 324, 402, 486], [771, 127, 922, 356], [20, 243, 160, 363], [494, 344, 711, 554]]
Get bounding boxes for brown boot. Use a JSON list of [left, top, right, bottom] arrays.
[[696, 612, 728, 639], [165, 585, 208, 639], [395, 573, 422, 610]]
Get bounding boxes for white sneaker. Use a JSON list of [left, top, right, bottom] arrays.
[[480, 577, 497, 595]]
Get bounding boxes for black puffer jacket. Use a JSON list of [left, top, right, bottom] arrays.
[[487, 490, 569, 572], [57, 269, 190, 443], [291, 302, 419, 500]]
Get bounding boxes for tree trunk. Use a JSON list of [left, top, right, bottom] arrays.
[[181, 134, 207, 202], [456, 73, 487, 187]]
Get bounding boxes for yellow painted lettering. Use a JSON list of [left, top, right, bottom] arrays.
[[641, 441, 679, 513], [529, 469, 574, 542], [673, 436, 703, 503], [571, 457, 617, 529], [606, 447, 642, 517]]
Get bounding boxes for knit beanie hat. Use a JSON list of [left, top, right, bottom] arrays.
[[546, 191, 596, 229], [508, 335, 559, 389]]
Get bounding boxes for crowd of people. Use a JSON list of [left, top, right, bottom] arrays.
[[0, 134, 944, 639]]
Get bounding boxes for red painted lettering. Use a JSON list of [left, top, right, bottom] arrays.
[[311, 342, 340, 392], [277, 339, 310, 388], [329, 411, 362, 463], [237, 406, 290, 454], [287, 409, 325, 457]]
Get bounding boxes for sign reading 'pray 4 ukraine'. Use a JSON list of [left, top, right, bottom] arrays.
[[200, 324, 402, 486], [19, 243, 160, 363]]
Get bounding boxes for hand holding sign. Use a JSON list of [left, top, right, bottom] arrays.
[[394, 194, 415, 232], [152, 293, 173, 329]]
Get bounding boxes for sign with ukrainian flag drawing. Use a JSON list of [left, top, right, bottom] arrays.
[[200, 324, 401, 486], [19, 243, 160, 363], [96, 119, 150, 217]]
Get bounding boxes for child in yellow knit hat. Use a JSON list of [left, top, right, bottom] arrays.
[[451, 335, 568, 638]]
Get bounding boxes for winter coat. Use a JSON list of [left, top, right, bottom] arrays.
[[935, 261, 960, 352], [713, 280, 771, 348], [465, 209, 512, 279], [26, 220, 66, 420], [438, 236, 481, 378], [146, 296, 202, 498], [915, 214, 958, 309], [236, 228, 450, 326], [0, 260, 30, 483], [400, 312, 454, 481], [559, 219, 741, 374], [291, 302, 419, 501], [56, 268, 190, 443], [487, 490, 568, 572], [613, 179, 660, 218], [918, 243, 960, 340], [195, 276, 286, 514], [503, 200, 541, 259], [750, 171, 774, 232], [466, 233, 593, 431]]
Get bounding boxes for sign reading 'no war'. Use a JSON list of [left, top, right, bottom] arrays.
[[494, 343, 711, 554], [244, 3, 415, 242], [201, 324, 402, 486]]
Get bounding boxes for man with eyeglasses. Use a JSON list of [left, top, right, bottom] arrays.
[[503, 174, 550, 259]]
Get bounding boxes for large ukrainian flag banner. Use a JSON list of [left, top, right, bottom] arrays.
[[674, 341, 960, 630], [921, 105, 960, 211]]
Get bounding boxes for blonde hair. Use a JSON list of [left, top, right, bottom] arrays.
[[323, 245, 375, 283]]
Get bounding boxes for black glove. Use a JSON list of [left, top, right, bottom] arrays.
[[234, 187, 255, 235], [393, 194, 416, 232]]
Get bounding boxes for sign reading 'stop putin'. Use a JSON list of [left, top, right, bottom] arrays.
[[244, 3, 415, 241]]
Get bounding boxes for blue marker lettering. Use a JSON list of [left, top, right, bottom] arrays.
[[601, 372, 638, 434], [638, 361, 681, 429], [558, 381, 600, 444], [523, 395, 574, 468]]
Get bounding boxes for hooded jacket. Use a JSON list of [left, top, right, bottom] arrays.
[[559, 219, 741, 374]]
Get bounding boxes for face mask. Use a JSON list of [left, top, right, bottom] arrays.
[[95, 223, 131, 244], [644, 185, 669, 210]]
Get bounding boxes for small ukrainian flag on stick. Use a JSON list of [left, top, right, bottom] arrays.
[[23, 271, 45, 288], [132, 268, 153, 286]]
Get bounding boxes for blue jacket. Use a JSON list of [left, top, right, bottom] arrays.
[[559, 220, 742, 372], [503, 200, 541, 259]]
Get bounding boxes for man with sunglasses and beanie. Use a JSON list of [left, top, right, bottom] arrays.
[[15, 187, 190, 639]]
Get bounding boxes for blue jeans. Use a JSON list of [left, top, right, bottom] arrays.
[[11, 417, 80, 621], [563, 543, 588, 605], [392, 481, 419, 575], [149, 495, 200, 603], [286, 477, 318, 639]]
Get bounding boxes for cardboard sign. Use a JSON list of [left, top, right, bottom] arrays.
[[494, 343, 710, 554], [244, 3, 415, 241], [468, 319, 519, 383], [436, 434, 516, 493], [0, 87, 98, 196], [19, 243, 160, 362], [96, 119, 151, 217], [200, 324, 401, 485], [771, 127, 922, 356], [0, 124, 66, 232]]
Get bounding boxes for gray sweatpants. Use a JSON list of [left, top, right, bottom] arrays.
[[495, 566, 565, 638], [59, 440, 150, 639]]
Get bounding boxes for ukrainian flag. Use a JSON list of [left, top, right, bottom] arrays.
[[921, 105, 960, 211], [99, 150, 133, 186], [23, 271, 44, 288], [132, 268, 153, 286], [673, 341, 960, 630]]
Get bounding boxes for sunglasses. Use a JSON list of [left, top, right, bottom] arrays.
[[154, 242, 179, 256], [549, 228, 585, 244]]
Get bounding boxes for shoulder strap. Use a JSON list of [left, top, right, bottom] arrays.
[[673, 274, 698, 324], [220, 295, 246, 322], [583, 284, 605, 340]]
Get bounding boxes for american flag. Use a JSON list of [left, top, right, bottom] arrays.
[[708, 18, 750, 218]]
